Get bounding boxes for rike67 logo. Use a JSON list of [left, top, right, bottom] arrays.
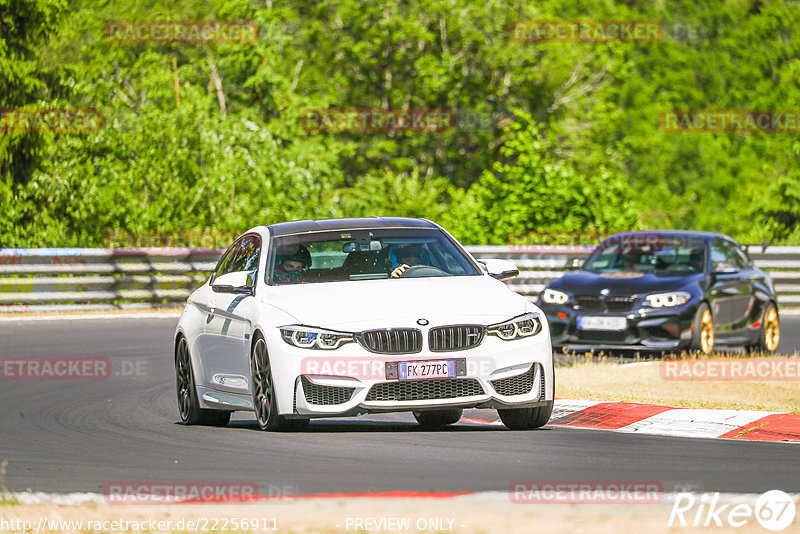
[[669, 490, 797, 531]]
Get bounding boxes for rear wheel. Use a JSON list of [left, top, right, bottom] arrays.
[[251, 334, 308, 432], [746, 302, 780, 354], [413, 409, 463, 427], [175, 337, 231, 427], [690, 303, 714, 355], [498, 402, 554, 430]]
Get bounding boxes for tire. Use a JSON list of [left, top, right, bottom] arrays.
[[498, 402, 554, 430], [413, 409, 463, 427], [746, 302, 780, 354], [497, 362, 554, 430], [175, 336, 232, 427], [250, 334, 308, 432], [690, 302, 714, 355]]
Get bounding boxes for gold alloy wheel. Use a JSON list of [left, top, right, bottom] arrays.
[[764, 305, 780, 352], [700, 307, 714, 355]]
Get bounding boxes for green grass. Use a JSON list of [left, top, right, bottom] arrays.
[[0, 459, 18, 506]]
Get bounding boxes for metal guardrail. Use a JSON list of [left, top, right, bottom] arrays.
[[1, 245, 799, 312], [0, 248, 219, 312]]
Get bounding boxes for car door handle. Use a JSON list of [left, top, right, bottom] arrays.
[[208, 301, 216, 313]]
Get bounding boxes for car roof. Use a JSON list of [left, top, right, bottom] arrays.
[[605, 230, 732, 241], [266, 217, 439, 237]]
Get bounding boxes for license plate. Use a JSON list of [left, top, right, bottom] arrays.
[[399, 359, 456, 380], [577, 316, 627, 331]]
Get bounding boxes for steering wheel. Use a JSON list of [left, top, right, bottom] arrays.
[[397, 265, 451, 278]]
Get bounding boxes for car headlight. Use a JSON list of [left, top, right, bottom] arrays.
[[542, 288, 569, 305], [644, 291, 692, 308], [280, 325, 354, 350], [487, 313, 542, 340]]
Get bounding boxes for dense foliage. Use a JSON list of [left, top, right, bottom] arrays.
[[1, 0, 798, 247]]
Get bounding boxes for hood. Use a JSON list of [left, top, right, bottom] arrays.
[[263, 275, 527, 330], [549, 270, 703, 296]]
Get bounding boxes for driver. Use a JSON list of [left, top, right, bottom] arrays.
[[273, 244, 311, 284], [390, 244, 426, 278]]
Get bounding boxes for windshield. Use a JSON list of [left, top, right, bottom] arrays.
[[268, 228, 480, 285], [583, 233, 707, 274]]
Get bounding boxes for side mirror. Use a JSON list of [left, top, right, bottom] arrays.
[[481, 259, 519, 281], [713, 262, 738, 274], [212, 271, 254, 295], [566, 257, 585, 270]]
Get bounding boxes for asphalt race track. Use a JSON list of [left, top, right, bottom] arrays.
[[1, 315, 799, 496]]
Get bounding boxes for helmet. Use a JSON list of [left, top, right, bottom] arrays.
[[276, 243, 312, 272]]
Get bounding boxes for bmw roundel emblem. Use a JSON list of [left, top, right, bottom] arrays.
[[417, 318, 429, 326]]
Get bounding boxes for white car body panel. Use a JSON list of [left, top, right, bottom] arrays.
[[174, 220, 554, 422]]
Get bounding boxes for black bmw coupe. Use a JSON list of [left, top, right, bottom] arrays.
[[538, 231, 780, 354]]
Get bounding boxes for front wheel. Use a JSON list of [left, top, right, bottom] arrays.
[[690, 303, 714, 355], [498, 402, 554, 430], [251, 335, 308, 432], [413, 409, 463, 427], [175, 337, 231, 427]]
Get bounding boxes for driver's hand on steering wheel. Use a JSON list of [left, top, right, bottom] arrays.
[[391, 264, 411, 278]]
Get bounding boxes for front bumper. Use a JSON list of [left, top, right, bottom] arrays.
[[540, 302, 698, 352], [269, 329, 554, 417]]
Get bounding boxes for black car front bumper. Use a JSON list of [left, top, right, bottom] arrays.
[[540, 302, 699, 352]]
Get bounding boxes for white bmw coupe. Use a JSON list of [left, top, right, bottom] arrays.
[[174, 217, 554, 431]]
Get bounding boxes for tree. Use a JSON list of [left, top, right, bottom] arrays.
[[445, 111, 637, 245], [0, 0, 67, 185]]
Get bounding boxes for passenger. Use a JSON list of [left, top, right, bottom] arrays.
[[273, 245, 311, 284]]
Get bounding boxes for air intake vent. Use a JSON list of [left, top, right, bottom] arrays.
[[540, 364, 546, 400], [300, 377, 354, 405], [365, 378, 484, 402], [491, 364, 538, 397], [429, 325, 485, 352], [359, 329, 422, 354]]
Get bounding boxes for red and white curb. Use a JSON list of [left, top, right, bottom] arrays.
[[462, 400, 800, 443]]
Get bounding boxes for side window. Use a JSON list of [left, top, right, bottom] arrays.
[[214, 235, 261, 283], [228, 235, 261, 276], [730, 242, 753, 269], [213, 239, 243, 281], [711, 239, 740, 271]]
